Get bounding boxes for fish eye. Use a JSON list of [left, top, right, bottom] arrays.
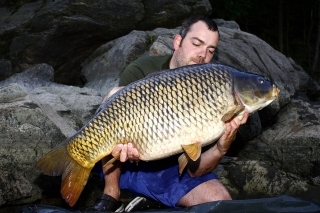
[[258, 77, 265, 84]]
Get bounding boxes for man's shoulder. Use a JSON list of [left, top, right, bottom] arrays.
[[119, 54, 171, 86], [133, 55, 171, 68]]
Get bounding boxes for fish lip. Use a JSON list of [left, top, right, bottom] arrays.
[[273, 85, 280, 97]]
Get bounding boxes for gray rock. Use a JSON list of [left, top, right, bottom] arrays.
[[81, 30, 148, 96], [0, 84, 65, 205], [0, 64, 103, 205], [0, 171, 35, 205], [237, 96, 320, 179], [215, 18, 240, 30], [220, 159, 319, 201], [0, 63, 54, 91], [0, 59, 12, 81], [1, 0, 211, 86]]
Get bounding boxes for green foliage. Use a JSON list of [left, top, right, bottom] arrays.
[[146, 35, 156, 48]]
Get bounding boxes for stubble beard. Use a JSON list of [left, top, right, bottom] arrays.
[[173, 49, 205, 68], [173, 50, 190, 68]]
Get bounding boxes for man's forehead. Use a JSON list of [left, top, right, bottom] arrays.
[[189, 21, 208, 31]]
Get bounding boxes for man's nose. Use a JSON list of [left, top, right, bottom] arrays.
[[198, 48, 207, 59]]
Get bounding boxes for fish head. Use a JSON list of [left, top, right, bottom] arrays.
[[232, 70, 280, 113]]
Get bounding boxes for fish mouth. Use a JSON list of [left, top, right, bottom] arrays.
[[272, 85, 280, 98]]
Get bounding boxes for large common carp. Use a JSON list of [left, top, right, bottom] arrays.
[[36, 63, 280, 206]]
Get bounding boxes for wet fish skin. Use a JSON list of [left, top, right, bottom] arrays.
[[36, 63, 280, 207], [69, 64, 235, 163]]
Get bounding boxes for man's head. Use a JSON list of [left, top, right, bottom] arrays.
[[170, 16, 219, 69]]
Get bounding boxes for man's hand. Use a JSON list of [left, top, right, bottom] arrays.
[[217, 112, 249, 156], [103, 86, 124, 102], [111, 143, 140, 162]]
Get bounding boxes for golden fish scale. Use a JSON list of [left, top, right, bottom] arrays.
[[67, 66, 236, 167]]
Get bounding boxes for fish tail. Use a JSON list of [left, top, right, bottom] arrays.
[[35, 144, 91, 207]]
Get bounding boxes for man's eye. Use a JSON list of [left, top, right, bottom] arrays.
[[193, 43, 200, 46], [208, 49, 215, 54]]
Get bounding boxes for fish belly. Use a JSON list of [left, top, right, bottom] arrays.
[[138, 120, 226, 160]]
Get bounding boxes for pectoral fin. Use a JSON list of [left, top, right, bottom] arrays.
[[178, 143, 202, 174], [221, 105, 245, 122], [181, 143, 201, 161]]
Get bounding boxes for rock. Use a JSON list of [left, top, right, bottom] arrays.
[[0, 171, 35, 206], [0, 64, 103, 135], [219, 159, 319, 201], [81, 30, 149, 96], [0, 65, 102, 205], [0, 59, 12, 81], [0, 63, 54, 90], [214, 19, 240, 30], [1, 0, 212, 86], [0, 84, 66, 205], [237, 95, 320, 179]]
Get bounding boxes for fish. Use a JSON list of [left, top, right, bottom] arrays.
[[35, 63, 280, 207]]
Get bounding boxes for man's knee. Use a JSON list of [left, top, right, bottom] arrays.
[[214, 187, 231, 200], [177, 179, 231, 207]]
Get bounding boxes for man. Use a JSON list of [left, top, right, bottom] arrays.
[[88, 16, 249, 212]]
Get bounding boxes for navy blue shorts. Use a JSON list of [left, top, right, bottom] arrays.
[[94, 154, 217, 207]]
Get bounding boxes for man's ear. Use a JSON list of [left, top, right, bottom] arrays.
[[173, 35, 182, 50]]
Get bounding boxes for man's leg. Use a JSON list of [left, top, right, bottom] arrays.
[[119, 159, 223, 208], [102, 159, 122, 200], [87, 160, 124, 212], [100, 86, 125, 200], [177, 179, 231, 207], [87, 86, 125, 212]]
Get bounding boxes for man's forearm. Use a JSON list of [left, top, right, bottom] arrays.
[[187, 144, 224, 177]]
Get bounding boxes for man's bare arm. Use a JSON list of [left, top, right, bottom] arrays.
[[187, 112, 249, 177]]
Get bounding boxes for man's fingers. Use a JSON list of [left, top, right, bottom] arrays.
[[127, 143, 140, 162], [132, 148, 140, 159], [240, 112, 249, 124], [127, 143, 133, 159], [119, 144, 128, 162], [230, 112, 249, 130], [111, 144, 123, 157]]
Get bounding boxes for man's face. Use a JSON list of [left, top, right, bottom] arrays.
[[170, 21, 219, 69]]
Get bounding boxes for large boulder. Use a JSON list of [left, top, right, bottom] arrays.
[[1, 0, 211, 85], [0, 64, 102, 206]]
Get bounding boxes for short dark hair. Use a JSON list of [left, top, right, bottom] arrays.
[[179, 16, 219, 40]]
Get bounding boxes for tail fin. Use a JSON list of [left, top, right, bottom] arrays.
[[35, 144, 91, 207]]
